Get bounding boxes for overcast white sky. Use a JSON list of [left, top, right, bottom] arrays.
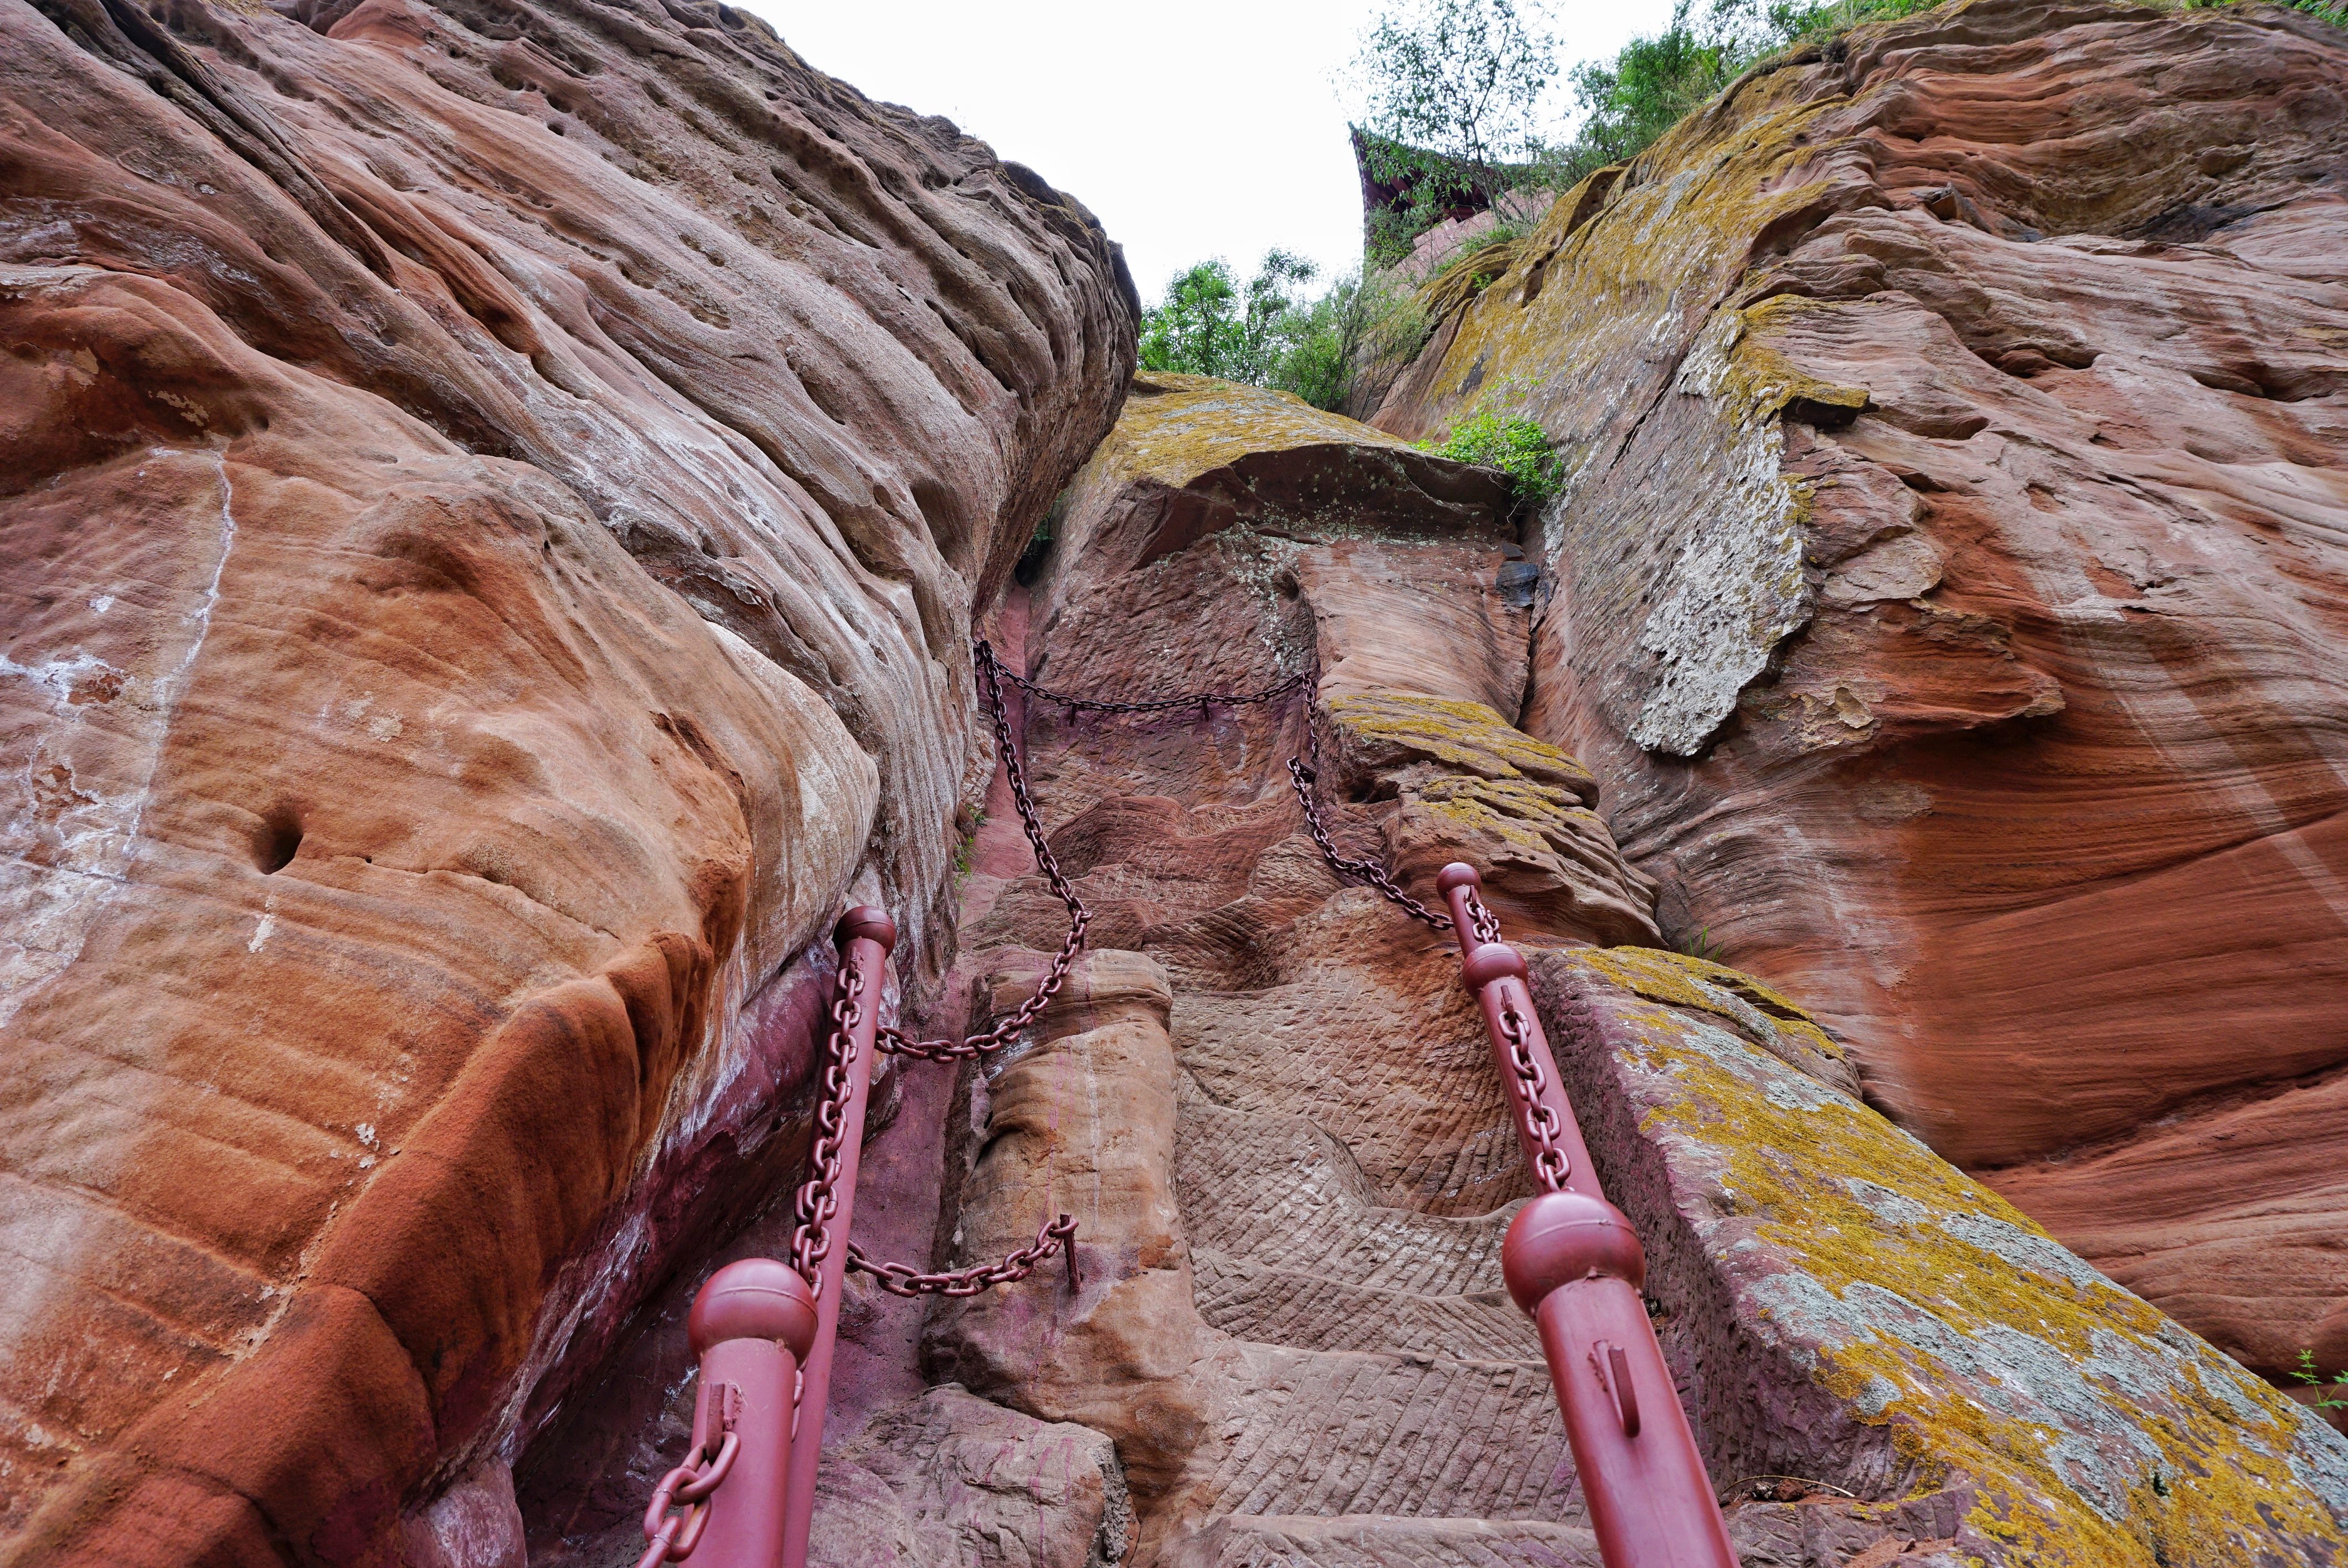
[[747, 1, 1686, 305]]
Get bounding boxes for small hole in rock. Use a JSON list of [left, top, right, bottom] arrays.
[[256, 807, 303, 873]]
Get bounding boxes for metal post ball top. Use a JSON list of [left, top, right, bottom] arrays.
[[688, 1258, 820, 1358], [1501, 1189, 1647, 1312], [1461, 942, 1528, 988], [837, 905, 898, 952], [1435, 863, 1482, 895]]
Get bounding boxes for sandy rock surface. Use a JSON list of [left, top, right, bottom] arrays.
[[1535, 946, 2348, 1567], [11, 0, 2348, 1560], [0, 0, 1131, 1557], [806, 1385, 1130, 1568], [1371, 0, 2348, 1392], [893, 373, 2348, 1565]]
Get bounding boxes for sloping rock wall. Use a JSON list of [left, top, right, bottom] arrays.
[[1535, 947, 2348, 1567], [1369, 0, 2348, 1397], [915, 374, 2348, 1565], [0, 0, 1133, 1559]]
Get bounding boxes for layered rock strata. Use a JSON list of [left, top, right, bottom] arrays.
[[916, 374, 2348, 1565], [1535, 947, 2348, 1567], [1370, 0, 2348, 1395], [0, 0, 1132, 1559]]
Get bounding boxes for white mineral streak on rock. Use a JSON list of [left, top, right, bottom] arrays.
[[1629, 312, 1816, 757], [0, 447, 238, 1030]]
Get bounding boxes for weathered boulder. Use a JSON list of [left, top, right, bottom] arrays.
[[928, 950, 1221, 1509], [1371, 0, 2348, 1392], [1032, 370, 1513, 644], [1017, 374, 1655, 950], [0, 0, 1133, 1557], [1531, 946, 2348, 1566]]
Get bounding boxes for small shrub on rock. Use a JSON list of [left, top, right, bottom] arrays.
[[1422, 413, 1563, 504]]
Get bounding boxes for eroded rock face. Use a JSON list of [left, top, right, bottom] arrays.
[[1370, 0, 2348, 1392], [0, 0, 1132, 1557], [929, 950, 1219, 1506], [1031, 371, 1513, 643], [807, 1386, 1131, 1568], [1536, 946, 2348, 1566], [915, 368, 2348, 1567], [920, 383, 1590, 1560]]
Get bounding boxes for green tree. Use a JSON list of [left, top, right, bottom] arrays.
[[1137, 252, 1431, 414], [1137, 259, 1240, 378], [1349, 0, 1562, 257], [1230, 249, 1321, 384], [1139, 250, 1321, 382], [1566, 2, 1746, 173], [1268, 268, 1433, 411]]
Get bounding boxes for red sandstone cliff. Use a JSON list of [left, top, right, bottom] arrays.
[[0, 0, 1131, 1557], [1371, 0, 2348, 1408], [9, 0, 2348, 1565]]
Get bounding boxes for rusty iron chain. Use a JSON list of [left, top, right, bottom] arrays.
[[990, 658, 1312, 714], [635, 1422, 740, 1568], [1497, 997, 1571, 1190], [875, 641, 1089, 1062], [807, 636, 1468, 1302], [979, 636, 1456, 934], [849, 1212, 1080, 1297], [790, 931, 1085, 1301], [787, 962, 866, 1294], [1285, 758, 1456, 931], [661, 638, 1528, 1549], [1461, 885, 1504, 946]]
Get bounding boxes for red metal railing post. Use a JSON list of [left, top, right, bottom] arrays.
[[775, 905, 895, 1568], [1435, 864, 1737, 1568], [662, 1259, 817, 1568]]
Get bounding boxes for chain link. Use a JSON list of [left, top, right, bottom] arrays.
[[1455, 886, 1568, 1190], [849, 1213, 1079, 1297], [635, 1425, 739, 1568], [991, 659, 1312, 715], [787, 963, 866, 1293], [1286, 758, 1456, 931], [1461, 885, 1503, 946], [1497, 998, 1571, 1190], [666, 635, 1535, 1547], [974, 636, 1455, 935], [826, 636, 1467, 1289]]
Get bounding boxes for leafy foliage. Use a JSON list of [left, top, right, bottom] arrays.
[[2296, 1349, 2348, 1411], [1137, 251, 1317, 385], [1557, 1, 1758, 182], [1138, 252, 1431, 412], [1348, 0, 1562, 260], [1421, 413, 1564, 504]]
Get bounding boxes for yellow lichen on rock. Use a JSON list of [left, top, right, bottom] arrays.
[[1380, 72, 1864, 445], [1577, 946, 1854, 1091], [1412, 775, 1594, 855], [1327, 691, 1599, 802], [1085, 371, 1419, 492], [1549, 950, 2348, 1567], [1325, 690, 1660, 946]]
